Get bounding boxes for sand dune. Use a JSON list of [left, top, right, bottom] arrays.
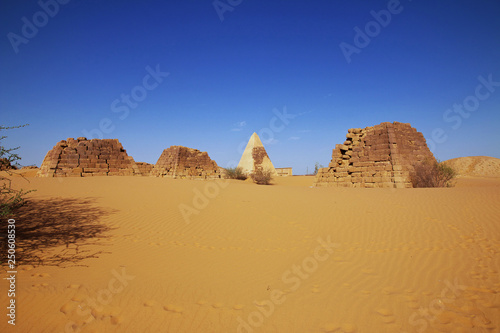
[[1, 173, 499, 332], [443, 156, 500, 178]]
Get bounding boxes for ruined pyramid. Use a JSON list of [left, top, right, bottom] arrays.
[[151, 146, 222, 179], [37, 137, 140, 177], [314, 122, 436, 188], [237, 132, 277, 176]]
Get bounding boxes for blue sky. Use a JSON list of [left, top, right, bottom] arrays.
[[1, 0, 499, 175]]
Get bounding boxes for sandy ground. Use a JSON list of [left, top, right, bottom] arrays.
[[1, 172, 499, 333]]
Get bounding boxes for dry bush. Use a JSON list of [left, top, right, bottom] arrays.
[[410, 160, 456, 188], [224, 167, 247, 180], [250, 168, 273, 185]]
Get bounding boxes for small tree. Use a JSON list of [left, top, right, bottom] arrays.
[[410, 159, 456, 188], [313, 162, 324, 175], [1, 124, 32, 217], [250, 168, 273, 185], [224, 167, 247, 180]]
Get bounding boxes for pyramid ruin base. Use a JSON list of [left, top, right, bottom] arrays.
[[314, 122, 436, 188], [151, 146, 222, 179], [37, 137, 140, 177]]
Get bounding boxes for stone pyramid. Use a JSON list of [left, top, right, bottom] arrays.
[[314, 122, 436, 188], [151, 146, 222, 179], [237, 132, 277, 175], [37, 137, 140, 177]]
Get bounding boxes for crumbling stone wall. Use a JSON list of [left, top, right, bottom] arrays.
[[136, 162, 154, 176], [151, 146, 222, 179], [37, 137, 140, 177], [314, 122, 435, 188]]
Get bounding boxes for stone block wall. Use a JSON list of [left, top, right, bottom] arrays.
[[151, 146, 222, 179], [136, 162, 154, 176], [314, 122, 435, 188], [37, 137, 140, 177]]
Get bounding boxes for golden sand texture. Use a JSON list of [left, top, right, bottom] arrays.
[[1, 173, 499, 332], [444, 156, 500, 178]]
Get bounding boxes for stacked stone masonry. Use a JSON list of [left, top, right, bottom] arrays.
[[151, 146, 222, 179], [136, 162, 154, 176], [314, 122, 436, 188], [36, 137, 140, 177]]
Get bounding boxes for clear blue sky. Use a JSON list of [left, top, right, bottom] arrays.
[[1, 0, 499, 174]]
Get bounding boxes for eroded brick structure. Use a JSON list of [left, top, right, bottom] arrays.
[[151, 146, 222, 179], [37, 137, 140, 177], [314, 122, 435, 188], [136, 162, 154, 176]]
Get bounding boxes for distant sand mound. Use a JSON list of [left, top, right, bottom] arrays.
[[443, 156, 500, 177]]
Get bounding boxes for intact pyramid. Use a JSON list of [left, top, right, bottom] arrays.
[[237, 132, 277, 175]]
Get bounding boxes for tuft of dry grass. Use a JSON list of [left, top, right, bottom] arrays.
[[224, 167, 247, 180], [250, 169, 273, 185], [410, 160, 456, 188]]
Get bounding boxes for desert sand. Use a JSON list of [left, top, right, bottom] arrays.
[[444, 156, 500, 178], [1, 169, 500, 333]]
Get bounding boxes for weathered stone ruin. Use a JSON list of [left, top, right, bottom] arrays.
[[151, 146, 222, 179], [276, 167, 293, 176], [237, 132, 277, 176], [136, 162, 154, 176], [314, 122, 436, 188], [37, 137, 140, 177]]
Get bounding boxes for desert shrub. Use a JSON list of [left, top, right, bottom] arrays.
[[224, 167, 247, 180], [250, 168, 273, 185], [410, 160, 456, 188], [1, 124, 32, 217], [313, 162, 324, 175]]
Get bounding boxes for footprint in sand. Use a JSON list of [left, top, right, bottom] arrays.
[[381, 287, 397, 295], [60, 301, 77, 315], [233, 304, 244, 310], [322, 323, 339, 332], [212, 302, 224, 309], [39, 273, 50, 277], [375, 308, 396, 324], [144, 300, 157, 307], [21, 265, 34, 271], [163, 304, 184, 313], [375, 308, 393, 316], [196, 300, 208, 306], [110, 315, 123, 325], [340, 323, 357, 332]]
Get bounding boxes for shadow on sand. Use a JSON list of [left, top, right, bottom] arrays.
[[1, 197, 117, 267]]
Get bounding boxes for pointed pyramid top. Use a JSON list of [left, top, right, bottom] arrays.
[[249, 132, 264, 148], [237, 132, 276, 175]]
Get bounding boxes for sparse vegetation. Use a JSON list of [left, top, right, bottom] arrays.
[[1, 124, 32, 218], [250, 168, 273, 185], [410, 159, 456, 188], [313, 162, 324, 175], [224, 167, 247, 180]]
